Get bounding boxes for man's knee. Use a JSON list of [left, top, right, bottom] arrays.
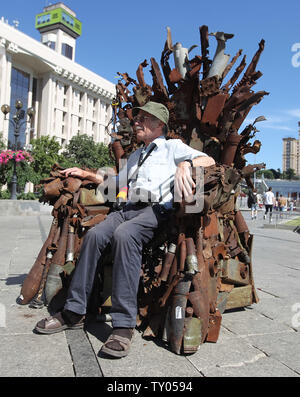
[[84, 223, 107, 248], [113, 223, 137, 245]]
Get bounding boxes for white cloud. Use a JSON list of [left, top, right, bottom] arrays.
[[285, 109, 300, 118], [262, 124, 294, 131]]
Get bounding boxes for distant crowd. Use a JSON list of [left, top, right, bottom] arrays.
[[246, 187, 297, 221]]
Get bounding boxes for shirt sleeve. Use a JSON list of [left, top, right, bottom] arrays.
[[172, 139, 207, 165]]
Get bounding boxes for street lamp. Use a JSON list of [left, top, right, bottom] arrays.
[[1, 100, 35, 200]]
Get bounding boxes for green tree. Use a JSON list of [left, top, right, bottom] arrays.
[[285, 168, 296, 180], [256, 169, 274, 179], [61, 134, 113, 169], [269, 168, 281, 179], [30, 136, 61, 182]]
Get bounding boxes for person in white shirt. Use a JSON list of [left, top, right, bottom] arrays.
[[263, 187, 275, 220], [34, 101, 215, 358]]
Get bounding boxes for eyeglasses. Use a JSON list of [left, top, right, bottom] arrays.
[[133, 115, 152, 123]]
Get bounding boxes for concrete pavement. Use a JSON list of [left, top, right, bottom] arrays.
[[0, 209, 299, 378]]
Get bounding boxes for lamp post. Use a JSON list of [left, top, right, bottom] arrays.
[[1, 100, 35, 200]]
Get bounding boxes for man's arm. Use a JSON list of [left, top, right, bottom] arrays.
[[175, 155, 215, 200], [61, 167, 104, 185]]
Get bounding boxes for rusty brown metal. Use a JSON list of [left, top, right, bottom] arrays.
[[199, 25, 211, 78], [19, 217, 58, 305], [111, 140, 125, 171], [206, 309, 222, 342], [169, 275, 191, 354], [201, 92, 229, 126], [220, 131, 242, 166], [159, 243, 177, 282], [150, 57, 169, 101]]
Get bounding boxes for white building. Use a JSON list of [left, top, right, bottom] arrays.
[[0, 2, 115, 150]]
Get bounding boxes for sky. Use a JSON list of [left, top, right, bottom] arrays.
[[2, 0, 300, 170]]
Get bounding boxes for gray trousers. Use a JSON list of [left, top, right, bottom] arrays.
[[64, 203, 162, 328]]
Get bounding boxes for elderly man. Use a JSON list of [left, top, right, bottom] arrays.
[[35, 102, 215, 358]]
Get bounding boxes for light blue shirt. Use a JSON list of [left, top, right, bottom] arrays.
[[117, 135, 207, 209]]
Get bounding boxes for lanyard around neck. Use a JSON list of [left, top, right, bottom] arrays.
[[129, 143, 156, 185]]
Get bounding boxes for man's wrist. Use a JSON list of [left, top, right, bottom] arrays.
[[184, 159, 193, 168]]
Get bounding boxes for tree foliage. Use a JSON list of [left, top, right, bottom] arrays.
[[61, 134, 113, 170], [30, 136, 61, 180], [257, 168, 298, 180]]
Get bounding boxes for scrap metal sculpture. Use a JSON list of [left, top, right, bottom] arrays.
[[18, 25, 268, 355]]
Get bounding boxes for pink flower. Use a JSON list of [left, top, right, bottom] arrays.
[[0, 149, 34, 165]]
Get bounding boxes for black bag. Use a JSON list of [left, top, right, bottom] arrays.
[[247, 191, 257, 208]]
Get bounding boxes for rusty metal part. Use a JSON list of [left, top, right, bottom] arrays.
[[63, 177, 82, 194], [159, 243, 177, 282], [234, 210, 249, 234], [81, 213, 107, 228], [169, 275, 192, 354], [183, 316, 202, 354], [19, 217, 58, 305], [136, 59, 149, 87], [111, 140, 125, 171], [222, 49, 243, 80], [44, 216, 70, 304], [206, 309, 222, 342], [199, 25, 211, 78], [223, 54, 247, 92], [159, 274, 181, 307], [43, 178, 63, 199], [221, 258, 250, 285], [220, 131, 242, 166], [185, 238, 198, 276], [150, 57, 169, 101], [177, 238, 187, 272], [201, 92, 229, 126], [160, 30, 177, 94]]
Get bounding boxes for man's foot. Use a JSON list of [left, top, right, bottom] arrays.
[[101, 328, 134, 358], [34, 310, 85, 334], [263, 214, 266, 219]]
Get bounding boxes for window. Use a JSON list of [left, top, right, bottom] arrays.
[[37, 13, 51, 25], [8, 67, 30, 149], [93, 98, 97, 118], [62, 12, 74, 27], [61, 43, 73, 60], [79, 92, 84, 113], [44, 41, 55, 50], [63, 85, 68, 107]]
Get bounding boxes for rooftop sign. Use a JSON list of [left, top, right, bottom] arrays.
[[35, 7, 82, 37]]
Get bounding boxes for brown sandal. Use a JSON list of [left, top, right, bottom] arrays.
[[35, 312, 84, 334], [101, 332, 133, 358]]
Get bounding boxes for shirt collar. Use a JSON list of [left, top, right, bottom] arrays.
[[140, 135, 166, 153], [151, 135, 166, 148]]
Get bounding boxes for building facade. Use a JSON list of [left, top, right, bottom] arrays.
[[0, 3, 115, 150], [282, 122, 300, 176]]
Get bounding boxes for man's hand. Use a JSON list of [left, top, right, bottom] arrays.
[[174, 162, 196, 201], [174, 156, 215, 202], [61, 167, 103, 185]]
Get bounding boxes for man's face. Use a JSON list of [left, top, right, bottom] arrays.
[[133, 110, 163, 145]]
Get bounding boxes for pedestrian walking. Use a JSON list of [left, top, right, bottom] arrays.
[[263, 187, 275, 221], [278, 194, 287, 218], [248, 188, 258, 220]]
